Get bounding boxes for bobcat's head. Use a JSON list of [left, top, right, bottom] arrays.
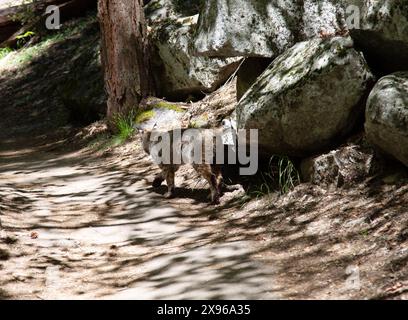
[[134, 122, 157, 155]]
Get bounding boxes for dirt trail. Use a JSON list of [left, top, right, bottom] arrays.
[[0, 132, 282, 299], [1, 128, 407, 300]]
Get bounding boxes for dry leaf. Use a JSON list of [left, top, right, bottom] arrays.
[[30, 232, 39, 239]]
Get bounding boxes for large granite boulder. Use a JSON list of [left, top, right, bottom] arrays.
[[145, 1, 242, 100], [236, 36, 375, 157], [365, 72, 408, 167], [149, 15, 241, 100], [193, 0, 347, 58]]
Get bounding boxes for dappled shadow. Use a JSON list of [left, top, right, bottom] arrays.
[[217, 179, 408, 299], [1, 129, 406, 299], [0, 288, 11, 299], [0, 12, 105, 144], [0, 130, 280, 298]]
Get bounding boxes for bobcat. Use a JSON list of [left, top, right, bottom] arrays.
[[141, 128, 225, 204]]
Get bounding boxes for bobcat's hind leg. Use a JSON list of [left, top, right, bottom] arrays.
[[194, 164, 220, 205], [211, 165, 223, 196]]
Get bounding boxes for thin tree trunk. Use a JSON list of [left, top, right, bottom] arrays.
[[98, 0, 153, 127]]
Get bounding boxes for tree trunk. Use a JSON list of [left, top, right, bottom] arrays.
[[98, 0, 153, 127]]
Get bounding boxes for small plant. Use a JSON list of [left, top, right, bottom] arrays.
[[112, 110, 136, 145], [0, 47, 13, 59], [360, 229, 370, 237], [251, 171, 274, 199], [16, 31, 36, 48], [271, 155, 300, 195], [188, 120, 199, 129], [249, 155, 300, 198]]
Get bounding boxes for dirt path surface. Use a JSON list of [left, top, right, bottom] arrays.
[[0, 131, 283, 299], [1, 128, 407, 300]]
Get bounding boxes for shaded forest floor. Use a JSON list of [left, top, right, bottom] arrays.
[[0, 14, 407, 299]]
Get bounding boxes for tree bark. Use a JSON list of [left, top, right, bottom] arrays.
[[98, 0, 153, 127]]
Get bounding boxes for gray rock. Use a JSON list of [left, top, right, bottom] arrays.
[[194, 0, 347, 58], [301, 142, 378, 188], [365, 72, 408, 167], [149, 15, 242, 99], [345, 0, 408, 74], [135, 98, 187, 130], [302, 0, 347, 38], [237, 36, 375, 157], [192, 0, 407, 71]]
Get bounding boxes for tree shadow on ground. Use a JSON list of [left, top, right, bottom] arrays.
[[0, 12, 105, 144], [0, 137, 283, 298], [1, 122, 406, 299]]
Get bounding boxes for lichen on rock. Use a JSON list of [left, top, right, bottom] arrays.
[[193, 0, 347, 58], [365, 72, 408, 167], [237, 36, 375, 157]]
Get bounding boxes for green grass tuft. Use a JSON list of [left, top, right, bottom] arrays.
[[272, 155, 300, 195], [112, 111, 136, 145], [249, 155, 300, 198], [250, 171, 274, 199], [0, 47, 13, 60]]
